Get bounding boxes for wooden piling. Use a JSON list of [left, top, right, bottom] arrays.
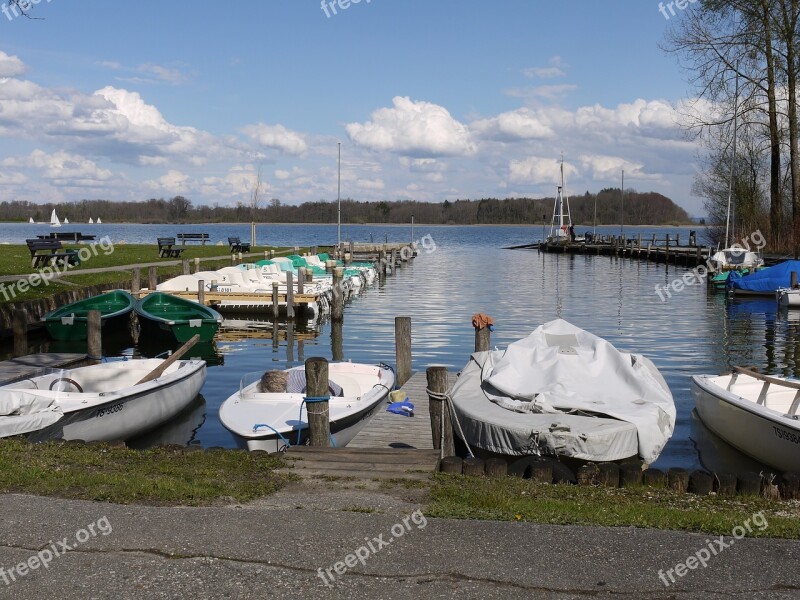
[[484, 458, 508, 478], [577, 463, 599, 486], [297, 268, 305, 295], [331, 267, 344, 322], [148, 266, 157, 290], [305, 357, 331, 447], [620, 463, 643, 487], [665, 235, 670, 264], [379, 250, 387, 276], [529, 462, 553, 483], [439, 456, 463, 474], [643, 468, 666, 488], [462, 457, 485, 477], [391, 248, 397, 272], [668, 467, 688, 493], [737, 472, 762, 496], [598, 463, 620, 487], [474, 323, 491, 352], [395, 316, 412, 386], [688, 470, 714, 495], [182, 259, 190, 275], [427, 366, 454, 456], [715, 473, 738, 496], [197, 280, 205, 306], [194, 257, 200, 273], [286, 271, 295, 320], [12, 309, 27, 358], [131, 267, 141, 296], [792, 272, 798, 288], [87, 310, 102, 364], [272, 282, 280, 319]]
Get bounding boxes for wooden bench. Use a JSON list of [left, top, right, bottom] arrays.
[[176, 233, 210, 245], [157, 237, 186, 259], [228, 237, 251, 253], [26, 239, 81, 269], [36, 232, 96, 242]]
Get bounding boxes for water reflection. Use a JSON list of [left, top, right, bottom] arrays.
[[127, 395, 207, 449]]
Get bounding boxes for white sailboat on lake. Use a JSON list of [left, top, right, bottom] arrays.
[[50, 209, 61, 228], [88, 218, 94, 224]]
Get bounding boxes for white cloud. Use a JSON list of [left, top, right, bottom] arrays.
[[508, 156, 579, 186], [346, 96, 476, 157], [472, 108, 555, 141], [242, 123, 308, 155], [0, 51, 25, 78], [3, 150, 114, 187], [579, 154, 659, 181], [523, 56, 566, 79], [356, 178, 385, 191], [145, 169, 190, 194]]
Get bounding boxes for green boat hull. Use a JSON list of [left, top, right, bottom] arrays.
[[135, 292, 222, 343], [43, 290, 135, 341]]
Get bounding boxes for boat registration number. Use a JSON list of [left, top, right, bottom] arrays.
[[773, 426, 800, 445], [97, 403, 124, 418]]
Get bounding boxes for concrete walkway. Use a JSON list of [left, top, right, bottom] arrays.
[[0, 483, 796, 599]]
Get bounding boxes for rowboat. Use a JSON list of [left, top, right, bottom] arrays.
[[776, 287, 800, 307], [220, 362, 394, 452], [42, 290, 135, 341], [449, 319, 676, 463], [135, 292, 222, 342], [692, 367, 800, 472], [0, 357, 206, 442]]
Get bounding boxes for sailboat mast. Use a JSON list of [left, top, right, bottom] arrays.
[[725, 64, 740, 249], [558, 157, 564, 232]]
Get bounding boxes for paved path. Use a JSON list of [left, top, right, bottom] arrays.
[[0, 487, 796, 599]]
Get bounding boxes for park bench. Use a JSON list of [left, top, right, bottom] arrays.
[[176, 233, 210, 245], [37, 232, 96, 242], [157, 237, 186, 259], [228, 237, 251, 253], [26, 239, 81, 269]]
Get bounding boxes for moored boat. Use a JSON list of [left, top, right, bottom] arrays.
[[42, 289, 135, 341], [220, 362, 395, 452], [776, 287, 800, 307], [692, 367, 800, 472], [728, 260, 800, 296], [449, 319, 676, 463], [0, 357, 206, 442], [135, 292, 222, 342]]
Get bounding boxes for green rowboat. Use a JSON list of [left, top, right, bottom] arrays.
[[43, 289, 135, 341], [135, 292, 222, 343]]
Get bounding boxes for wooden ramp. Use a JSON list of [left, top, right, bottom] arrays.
[[278, 446, 440, 481], [348, 371, 456, 450], [0, 353, 87, 385]]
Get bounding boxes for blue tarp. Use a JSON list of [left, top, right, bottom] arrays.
[[728, 260, 800, 294]]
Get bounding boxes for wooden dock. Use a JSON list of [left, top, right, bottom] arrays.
[[0, 353, 87, 385], [279, 372, 456, 480]]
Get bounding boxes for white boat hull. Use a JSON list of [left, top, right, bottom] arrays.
[[776, 288, 800, 307], [3, 358, 207, 443], [692, 373, 800, 472]]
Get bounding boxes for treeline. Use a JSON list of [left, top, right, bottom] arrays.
[[2, 190, 690, 225]]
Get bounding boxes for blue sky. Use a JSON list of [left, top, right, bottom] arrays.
[[0, 0, 708, 215]]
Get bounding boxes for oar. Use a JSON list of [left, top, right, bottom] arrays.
[[136, 334, 201, 385]]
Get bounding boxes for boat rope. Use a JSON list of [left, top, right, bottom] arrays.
[[252, 423, 291, 450], [379, 362, 397, 390], [425, 387, 475, 459], [297, 395, 331, 447]]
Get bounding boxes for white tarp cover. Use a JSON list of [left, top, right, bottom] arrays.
[[450, 319, 675, 463], [0, 390, 63, 438]]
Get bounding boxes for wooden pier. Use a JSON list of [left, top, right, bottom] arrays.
[[279, 371, 456, 480], [0, 353, 87, 385]]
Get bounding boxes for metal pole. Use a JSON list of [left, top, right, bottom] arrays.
[[337, 142, 341, 251], [620, 169, 624, 236], [411, 215, 414, 244]]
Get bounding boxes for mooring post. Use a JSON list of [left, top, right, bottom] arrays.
[[272, 281, 280, 319], [427, 366, 454, 456], [792, 272, 798, 288], [331, 320, 344, 362], [326, 259, 336, 274], [87, 310, 102, 364], [297, 268, 305, 295], [305, 357, 331, 447], [197, 280, 205, 305], [332, 267, 344, 321], [395, 316, 412, 387], [665, 234, 671, 264], [391, 248, 398, 272], [379, 250, 387, 277], [286, 271, 295, 320], [305, 267, 313, 283], [148, 266, 157, 290], [131, 267, 140, 296], [474, 320, 491, 352], [182, 259, 190, 275], [12, 309, 27, 358], [194, 257, 200, 273]]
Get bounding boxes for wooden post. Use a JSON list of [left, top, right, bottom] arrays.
[[182, 259, 190, 275], [696, 246, 701, 265], [193, 257, 200, 274], [427, 366, 454, 456], [792, 272, 798, 288], [379, 250, 387, 277], [272, 282, 280, 319], [326, 259, 336, 274], [148, 266, 157, 290], [297, 268, 305, 295], [286, 271, 295, 320], [197, 280, 205, 305], [474, 323, 491, 352], [395, 316, 412, 387], [331, 320, 344, 362], [305, 267, 313, 283], [647, 242, 652, 260], [87, 310, 102, 364], [305, 357, 331, 447], [331, 267, 344, 322], [131, 267, 140, 296], [311, 246, 318, 255], [665, 234, 670, 264], [676, 234, 680, 247], [12, 309, 27, 358], [391, 249, 398, 272]]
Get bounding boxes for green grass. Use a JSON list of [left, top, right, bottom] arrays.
[[426, 474, 800, 538], [0, 438, 292, 505]]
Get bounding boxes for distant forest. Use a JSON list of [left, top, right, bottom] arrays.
[[2, 189, 691, 226]]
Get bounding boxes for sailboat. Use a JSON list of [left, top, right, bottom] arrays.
[[546, 156, 576, 245], [97, 217, 102, 224], [28, 217, 34, 224], [88, 218, 94, 224], [50, 209, 61, 228], [63, 217, 69, 224]]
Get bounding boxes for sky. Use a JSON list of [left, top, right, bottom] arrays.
[[0, 0, 710, 216]]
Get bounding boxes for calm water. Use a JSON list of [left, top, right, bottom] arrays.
[[17, 223, 796, 472]]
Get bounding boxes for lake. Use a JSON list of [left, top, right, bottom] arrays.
[[11, 222, 789, 472]]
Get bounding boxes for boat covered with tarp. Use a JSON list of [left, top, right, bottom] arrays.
[[728, 260, 800, 296], [449, 319, 676, 463]]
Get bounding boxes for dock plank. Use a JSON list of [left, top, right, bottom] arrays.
[[279, 447, 440, 480], [0, 353, 87, 385]]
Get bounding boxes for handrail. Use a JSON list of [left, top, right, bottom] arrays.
[[731, 366, 800, 391]]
